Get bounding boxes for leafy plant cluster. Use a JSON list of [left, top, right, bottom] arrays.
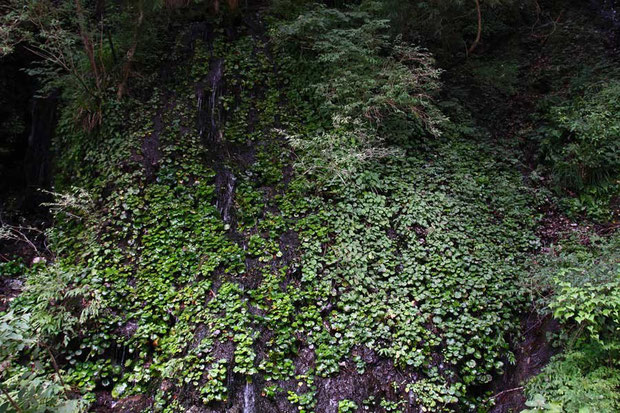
[[0, 264, 95, 412], [536, 81, 620, 221], [284, 136, 542, 410], [519, 9, 620, 222], [524, 234, 619, 412], [272, 1, 445, 182]]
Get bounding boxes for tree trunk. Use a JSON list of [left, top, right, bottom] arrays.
[[468, 0, 482, 55], [117, 0, 144, 99], [74, 0, 102, 92], [95, 0, 105, 20]]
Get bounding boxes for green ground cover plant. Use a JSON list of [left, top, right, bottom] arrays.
[[0, 1, 618, 412]]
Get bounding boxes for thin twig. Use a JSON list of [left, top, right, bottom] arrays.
[[489, 386, 524, 401], [530, 0, 542, 33], [599, 223, 619, 234], [540, 10, 564, 46], [523, 313, 547, 335], [0, 224, 41, 255]]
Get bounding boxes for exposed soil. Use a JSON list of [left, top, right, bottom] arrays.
[[141, 108, 163, 183]]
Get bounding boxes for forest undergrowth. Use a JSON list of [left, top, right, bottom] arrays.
[[0, 1, 618, 412]]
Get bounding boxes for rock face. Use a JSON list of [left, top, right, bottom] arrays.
[[94, 393, 153, 413], [242, 381, 255, 413], [24, 92, 58, 188], [198, 58, 224, 144], [0, 50, 35, 196]]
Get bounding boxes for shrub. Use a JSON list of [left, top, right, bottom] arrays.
[[380, 0, 537, 59], [538, 81, 620, 220], [0, 265, 97, 412], [273, 1, 445, 183], [525, 345, 620, 413], [524, 233, 620, 412]]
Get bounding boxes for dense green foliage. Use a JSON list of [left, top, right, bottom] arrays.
[[537, 82, 620, 221], [524, 235, 619, 412], [273, 1, 445, 182], [520, 11, 620, 222], [0, 0, 618, 412]]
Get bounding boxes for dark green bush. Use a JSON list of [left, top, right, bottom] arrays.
[[273, 1, 445, 182], [525, 234, 620, 412], [537, 81, 620, 221]]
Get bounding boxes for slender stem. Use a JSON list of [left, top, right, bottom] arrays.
[[107, 30, 117, 64], [45, 346, 69, 398], [0, 382, 22, 413]]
